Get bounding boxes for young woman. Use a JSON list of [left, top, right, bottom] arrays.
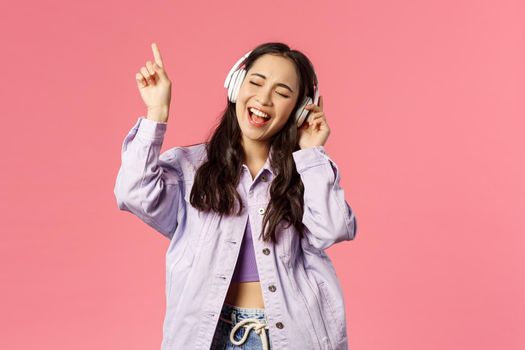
[[114, 41, 357, 350]]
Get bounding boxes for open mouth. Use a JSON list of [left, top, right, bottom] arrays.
[[247, 107, 271, 125]]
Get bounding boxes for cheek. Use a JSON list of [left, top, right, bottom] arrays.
[[236, 106, 245, 124], [275, 112, 293, 129], [238, 82, 252, 98], [282, 104, 296, 121]]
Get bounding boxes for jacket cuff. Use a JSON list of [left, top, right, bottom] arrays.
[[136, 116, 167, 141], [292, 145, 330, 173]]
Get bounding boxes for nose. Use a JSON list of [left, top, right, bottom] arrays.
[[256, 86, 273, 106]]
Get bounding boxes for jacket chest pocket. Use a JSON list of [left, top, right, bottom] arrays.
[[275, 222, 300, 268], [183, 181, 221, 251]]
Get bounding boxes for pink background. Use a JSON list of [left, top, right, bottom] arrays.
[[1, 0, 523, 349]]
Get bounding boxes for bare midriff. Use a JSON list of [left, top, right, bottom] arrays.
[[225, 281, 265, 308]]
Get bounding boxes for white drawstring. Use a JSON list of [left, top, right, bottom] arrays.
[[220, 316, 270, 350]]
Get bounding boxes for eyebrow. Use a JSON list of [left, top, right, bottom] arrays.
[[249, 73, 295, 93]]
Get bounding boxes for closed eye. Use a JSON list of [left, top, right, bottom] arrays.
[[249, 81, 290, 98]]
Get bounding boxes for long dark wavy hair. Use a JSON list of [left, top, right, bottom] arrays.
[[189, 42, 318, 244]]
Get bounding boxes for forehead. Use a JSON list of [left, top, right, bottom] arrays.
[[247, 54, 299, 89]]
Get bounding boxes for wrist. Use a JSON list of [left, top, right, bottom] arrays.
[[147, 106, 169, 123]]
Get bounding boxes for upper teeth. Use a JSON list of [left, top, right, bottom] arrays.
[[249, 107, 270, 119]]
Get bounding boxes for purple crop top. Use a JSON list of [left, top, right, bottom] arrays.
[[231, 216, 260, 283]]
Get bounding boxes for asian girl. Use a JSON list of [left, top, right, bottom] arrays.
[[120, 41, 356, 350]]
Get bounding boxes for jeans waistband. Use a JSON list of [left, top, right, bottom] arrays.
[[220, 302, 267, 325]]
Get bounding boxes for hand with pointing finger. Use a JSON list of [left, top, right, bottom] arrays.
[[136, 42, 172, 123]]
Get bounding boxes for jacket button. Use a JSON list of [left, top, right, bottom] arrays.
[[276, 322, 284, 329], [258, 207, 265, 215], [268, 284, 276, 292], [261, 175, 267, 181], [262, 248, 270, 255]]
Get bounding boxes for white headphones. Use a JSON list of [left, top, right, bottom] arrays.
[[224, 50, 320, 128]]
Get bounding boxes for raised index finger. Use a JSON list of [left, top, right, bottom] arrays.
[[151, 42, 164, 68]]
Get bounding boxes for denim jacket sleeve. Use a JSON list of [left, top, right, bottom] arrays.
[[113, 117, 183, 239], [292, 145, 357, 250]]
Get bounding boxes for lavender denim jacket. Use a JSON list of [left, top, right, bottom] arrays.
[[113, 117, 358, 350]]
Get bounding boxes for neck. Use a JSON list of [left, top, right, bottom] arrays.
[[241, 136, 270, 165]]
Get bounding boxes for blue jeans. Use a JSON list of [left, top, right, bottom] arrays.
[[210, 303, 272, 350]]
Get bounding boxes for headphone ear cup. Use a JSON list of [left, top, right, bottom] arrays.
[[295, 96, 313, 128], [228, 69, 240, 102], [225, 51, 251, 102], [231, 69, 246, 103]]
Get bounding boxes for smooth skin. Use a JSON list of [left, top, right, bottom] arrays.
[[135, 44, 330, 308]]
